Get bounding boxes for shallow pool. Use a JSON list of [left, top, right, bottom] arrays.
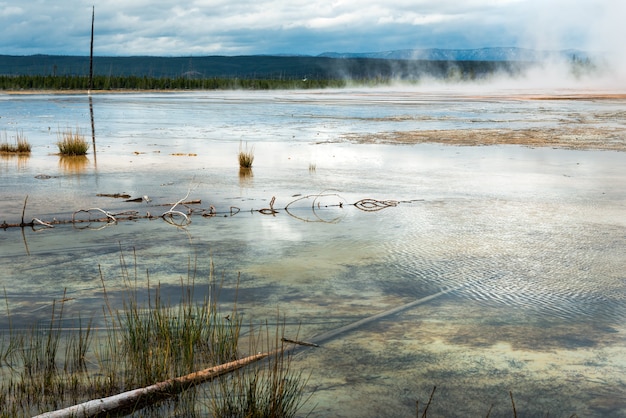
[[1, 88, 625, 417]]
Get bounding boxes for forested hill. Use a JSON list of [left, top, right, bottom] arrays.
[[0, 55, 531, 80]]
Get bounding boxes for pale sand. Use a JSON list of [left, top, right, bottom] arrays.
[[343, 126, 626, 151], [338, 92, 626, 151]]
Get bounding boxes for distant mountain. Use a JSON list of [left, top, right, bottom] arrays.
[[318, 47, 590, 62]]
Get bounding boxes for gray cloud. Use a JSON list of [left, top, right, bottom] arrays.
[[0, 0, 622, 59]]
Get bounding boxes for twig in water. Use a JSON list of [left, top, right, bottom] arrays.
[[159, 199, 201, 206], [284, 192, 347, 223], [354, 198, 398, 212], [160, 185, 194, 226], [161, 210, 190, 227], [32, 218, 54, 228], [510, 391, 517, 418], [21, 195, 28, 226], [201, 205, 217, 218], [73, 208, 116, 223], [258, 196, 278, 215], [419, 386, 436, 418], [281, 337, 319, 348], [72, 208, 117, 224]]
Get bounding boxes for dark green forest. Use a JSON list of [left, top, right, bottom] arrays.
[[0, 54, 534, 90], [0, 73, 346, 90]]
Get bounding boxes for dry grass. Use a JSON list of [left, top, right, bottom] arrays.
[[0, 130, 31, 154], [238, 141, 255, 168], [57, 128, 89, 156]]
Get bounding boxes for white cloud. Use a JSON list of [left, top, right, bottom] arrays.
[[0, 4, 22, 18], [378, 12, 458, 26]]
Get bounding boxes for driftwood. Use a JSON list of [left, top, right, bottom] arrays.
[[96, 193, 131, 199], [33, 350, 281, 418], [160, 188, 194, 226], [1, 193, 421, 230]]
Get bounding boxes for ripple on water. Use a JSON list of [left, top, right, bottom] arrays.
[[380, 200, 626, 324]]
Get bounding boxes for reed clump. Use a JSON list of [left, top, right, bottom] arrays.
[[0, 255, 310, 417], [238, 141, 255, 168], [56, 128, 89, 156], [208, 319, 311, 417], [0, 130, 31, 154]]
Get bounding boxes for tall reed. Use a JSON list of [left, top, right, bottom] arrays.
[[0, 254, 309, 417]]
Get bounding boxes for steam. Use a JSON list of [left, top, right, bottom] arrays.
[[399, 0, 626, 91], [514, 0, 626, 89]]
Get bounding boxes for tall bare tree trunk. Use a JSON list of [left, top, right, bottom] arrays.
[[89, 6, 94, 91]]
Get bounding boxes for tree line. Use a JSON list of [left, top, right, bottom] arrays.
[[0, 74, 349, 91], [0, 54, 538, 91]]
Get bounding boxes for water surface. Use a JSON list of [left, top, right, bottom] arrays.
[[1, 89, 625, 417]]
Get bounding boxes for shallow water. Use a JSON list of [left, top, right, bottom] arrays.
[[1, 88, 625, 417]]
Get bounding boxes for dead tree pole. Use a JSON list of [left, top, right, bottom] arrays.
[[89, 6, 94, 91]]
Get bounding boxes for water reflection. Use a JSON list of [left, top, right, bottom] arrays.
[[238, 167, 253, 187], [0, 153, 30, 171], [284, 192, 348, 223], [59, 154, 89, 173], [88, 94, 98, 165]]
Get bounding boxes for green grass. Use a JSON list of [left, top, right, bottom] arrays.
[[238, 142, 255, 168], [208, 319, 311, 417], [0, 130, 31, 154], [0, 255, 310, 417], [56, 128, 89, 156]]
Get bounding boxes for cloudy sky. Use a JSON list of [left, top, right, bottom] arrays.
[[0, 0, 623, 57]]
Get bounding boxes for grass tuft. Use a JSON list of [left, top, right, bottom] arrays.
[[208, 318, 311, 417], [238, 141, 255, 168], [57, 128, 89, 156], [0, 130, 31, 154]]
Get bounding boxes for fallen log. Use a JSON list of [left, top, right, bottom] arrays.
[[309, 285, 465, 346], [33, 349, 281, 418]]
